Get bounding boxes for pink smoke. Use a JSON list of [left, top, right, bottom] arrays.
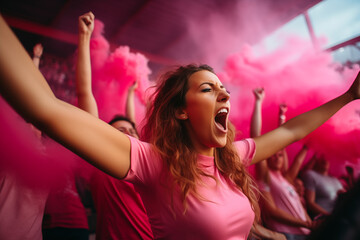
[[0, 97, 89, 190], [220, 37, 360, 176], [89, 19, 152, 123]]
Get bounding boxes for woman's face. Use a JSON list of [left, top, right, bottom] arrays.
[[111, 120, 139, 139], [267, 151, 284, 171], [181, 70, 230, 156]]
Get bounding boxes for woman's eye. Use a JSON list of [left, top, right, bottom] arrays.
[[201, 88, 211, 92]]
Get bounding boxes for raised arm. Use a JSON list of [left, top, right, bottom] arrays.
[[251, 73, 360, 164], [250, 87, 265, 138], [284, 145, 308, 184], [278, 104, 289, 173], [300, 153, 317, 176], [126, 80, 138, 123], [76, 12, 98, 118], [250, 88, 268, 181], [32, 43, 43, 68], [278, 103, 287, 126], [0, 14, 130, 179]]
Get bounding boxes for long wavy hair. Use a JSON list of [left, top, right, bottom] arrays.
[[142, 64, 260, 220]]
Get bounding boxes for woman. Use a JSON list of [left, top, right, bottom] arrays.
[[251, 88, 312, 240], [0, 14, 359, 239]]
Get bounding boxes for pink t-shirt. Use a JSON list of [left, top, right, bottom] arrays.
[[258, 171, 310, 235], [0, 173, 48, 240], [91, 169, 154, 240], [125, 137, 256, 240]]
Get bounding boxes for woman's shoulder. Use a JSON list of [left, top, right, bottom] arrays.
[[233, 138, 256, 165]]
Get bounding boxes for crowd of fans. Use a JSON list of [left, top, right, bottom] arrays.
[[0, 12, 359, 240]]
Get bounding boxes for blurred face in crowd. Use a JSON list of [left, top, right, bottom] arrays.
[[267, 151, 285, 171], [314, 156, 330, 174], [111, 120, 139, 139]]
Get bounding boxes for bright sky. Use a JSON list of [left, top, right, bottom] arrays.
[[256, 0, 360, 63]]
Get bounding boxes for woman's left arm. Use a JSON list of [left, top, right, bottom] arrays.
[[251, 72, 360, 164]]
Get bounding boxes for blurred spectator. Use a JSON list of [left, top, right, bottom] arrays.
[[250, 88, 312, 240], [301, 155, 344, 219]]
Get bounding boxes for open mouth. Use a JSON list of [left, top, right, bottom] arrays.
[[215, 108, 228, 131]]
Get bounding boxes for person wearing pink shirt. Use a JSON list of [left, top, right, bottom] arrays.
[[250, 88, 313, 240], [76, 12, 153, 239], [1, 11, 360, 239], [0, 43, 48, 240]]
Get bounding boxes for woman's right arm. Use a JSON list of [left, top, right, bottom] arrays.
[[0, 14, 131, 179]]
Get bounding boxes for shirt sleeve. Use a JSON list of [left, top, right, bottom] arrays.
[[233, 138, 256, 167], [124, 136, 163, 185]]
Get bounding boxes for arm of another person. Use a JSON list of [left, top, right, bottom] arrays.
[[126, 80, 138, 124], [251, 222, 286, 240], [299, 153, 317, 177], [284, 145, 308, 184], [261, 191, 312, 229], [304, 189, 330, 216], [32, 43, 43, 68], [76, 12, 98, 118], [251, 73, 360, 164], [278, 104, 289, 173], [0, 14, 130, 179], [250, 88, 268, 181]]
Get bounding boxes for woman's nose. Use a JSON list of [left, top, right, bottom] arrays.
[[217, 89, 230, 102]]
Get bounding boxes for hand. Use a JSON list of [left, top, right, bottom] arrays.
[[78, 12, 95, 36], [303, 219, 313, 229], [311, 218, 324, 229], [347, 71, 360, 100], [279, 103, 287, 114], [271, 232, 287, 240], [128, 80, 138, 92], [253, 87, 265, 102], [33, 43, 43, 58]]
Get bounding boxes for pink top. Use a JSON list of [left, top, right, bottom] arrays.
[[91, 169, 154, 240], [258, 171, 310, 235], [125, 137, 256, 240], [0, 173, 48, 240]]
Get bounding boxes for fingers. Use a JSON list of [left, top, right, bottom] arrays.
[[253, 87, 264, 94], [80, 11, 94, 26], [252, 87, 265, 100], [279, 103, 287, 113], [33, 43, 43, 56], [78, 12, 95, 35], [133, 80, 139, 89]]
